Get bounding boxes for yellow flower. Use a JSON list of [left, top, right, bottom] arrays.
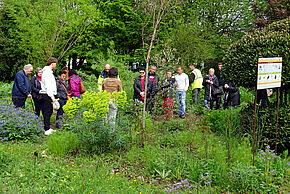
[[134, 180, 136, 182], [74, 176, 76, 178], [90, 190, 93, 193], [44, 179, 47, 181], [66, 175, 70, 178], [61, 180, 64, 182], [59, 184, 62, 186], [66, 186, 68, 189], [66, 165, 68, 167], [67, 171, 69, 173], [72, 165, 74, 167]]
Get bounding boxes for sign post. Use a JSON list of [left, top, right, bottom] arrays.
[[253, 57, 282, 166]]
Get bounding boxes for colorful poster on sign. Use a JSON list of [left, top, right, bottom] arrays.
[[257, 57, 282, 90]]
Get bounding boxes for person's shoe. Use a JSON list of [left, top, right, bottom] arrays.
[[44, 129, 56, 136]]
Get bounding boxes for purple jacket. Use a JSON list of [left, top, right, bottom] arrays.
[[69, 74, 81, 97]]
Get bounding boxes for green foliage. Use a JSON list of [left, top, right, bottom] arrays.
[[63, 90, 127, 122], [223, 18, 290, 88], [66, 115, 129, 154], [205, 109, 241, 135], [0, 82, 13, 96], [155, 119, 187, 132], [240, 103, 290, 153], [47, 131, 80, 157], [4, 0, 98, 66], [0, 143, 159, 193]]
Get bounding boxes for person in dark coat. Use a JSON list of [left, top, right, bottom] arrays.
[[216, 63, 224, 109], [56, 70, 69, 128], [257, 89, 269, 106], [133, 69, 153, 111], [161, 71, 176, 119], [30, 67, 44, 116], [12, 64, 33, 108], [203, 68, 219, 110], [223, 83, 240, 109]]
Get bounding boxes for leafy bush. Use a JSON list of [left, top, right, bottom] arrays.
[[155, 119, 187, 132], [0, 103, 44, 142], [240, 103, 290, 153], [223, 18, 289, 88], [0, 82, 13, 96], [205, 108, 241, 135], [64, 114, 128, 154], [63, 90, 127, 121], [47, 131, 80, 157]]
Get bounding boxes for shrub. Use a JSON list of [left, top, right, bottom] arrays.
[[155, 119, 187, 132], [205, 108, 241, 135], [0, 82, 13, 96], [0, 103, 44, 142], [223, 18, 289, 88], [240, 103, 290, 153], [46, 131, 80, 157]]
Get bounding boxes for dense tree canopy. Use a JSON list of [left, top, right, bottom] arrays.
[[223, 18, 289, 88]]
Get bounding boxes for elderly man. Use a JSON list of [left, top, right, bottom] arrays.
[[12, 64, 33, 108], [97, 64, 111, 91]]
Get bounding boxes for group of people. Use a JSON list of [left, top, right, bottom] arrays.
[[11, 58, 241, 134], [132, 63, 240, 119], [11, 57, 84, 135]]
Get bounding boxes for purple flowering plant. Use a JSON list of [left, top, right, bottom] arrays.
[[0, 103, 44, 142]]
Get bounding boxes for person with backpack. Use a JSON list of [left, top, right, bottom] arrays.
[[68, 69, 83, 98], [30, 67, 44, 117], [56, 70, 70, 128]]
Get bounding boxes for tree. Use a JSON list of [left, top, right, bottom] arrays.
[[136, 0, 183, 139], [252, 0, 289, 29], [4, 0, 98, 66], [223, 18, 289, 104]]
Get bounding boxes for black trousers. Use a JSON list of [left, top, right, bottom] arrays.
[[12, 96, 27, 108], [42, 94, 53, 131]]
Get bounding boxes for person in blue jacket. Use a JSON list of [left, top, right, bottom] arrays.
[[11, 64, 33, 108]]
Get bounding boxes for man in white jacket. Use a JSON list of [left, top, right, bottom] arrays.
[[175, 66, 189, 118], [41, 57, 58, 135]]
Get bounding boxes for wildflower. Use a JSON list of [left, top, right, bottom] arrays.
[[287, 162, 290, 166]]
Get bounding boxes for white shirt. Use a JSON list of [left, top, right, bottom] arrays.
[[175, 73, 189, 91], [41, 66, 57, 100]]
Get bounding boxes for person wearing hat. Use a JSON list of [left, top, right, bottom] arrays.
[[133, 68, 153, 111]]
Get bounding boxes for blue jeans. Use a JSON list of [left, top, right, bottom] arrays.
[[176, 91, 186, 115]]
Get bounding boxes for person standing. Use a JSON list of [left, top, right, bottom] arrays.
[[56, 70, 69, 128], [102, 67, 122, 127], [12, 64, 33, 108], [189, 64, 203, 105], [216, 62, 224, 109], [41, 57, 58, 136], [68, 69, 82, 98], [203, 68, 219, 110], [133, 69, 153, 111], [147, 65, 160, 112], [161, 71, 176, 120], [30, 67, 44, 116], [175, 66, 189, 118], [97, 64, 110, 91]]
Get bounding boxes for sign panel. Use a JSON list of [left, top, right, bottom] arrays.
[[257, 57, 282, 90]]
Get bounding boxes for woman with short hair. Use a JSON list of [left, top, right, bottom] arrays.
[[30, 67, 43, 117]]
